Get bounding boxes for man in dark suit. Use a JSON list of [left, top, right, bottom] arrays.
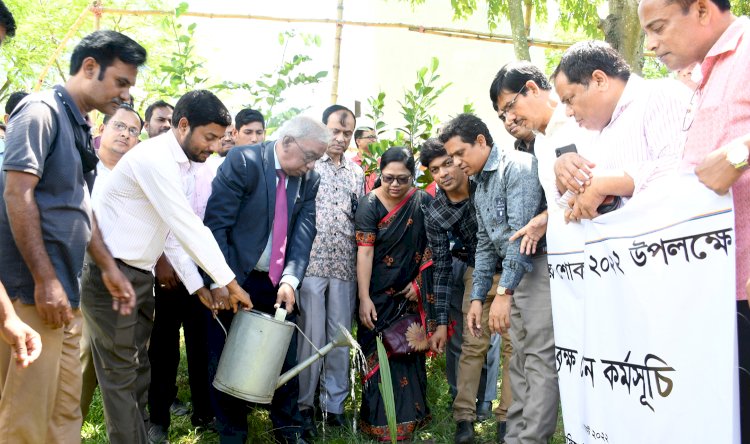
[[203, 115, 330, 444]]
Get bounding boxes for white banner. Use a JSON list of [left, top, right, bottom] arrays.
[[547, 173, 739, 444]]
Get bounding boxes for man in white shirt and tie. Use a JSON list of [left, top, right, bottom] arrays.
[[80, 90, 251, 444]]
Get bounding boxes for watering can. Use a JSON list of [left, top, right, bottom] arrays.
[[212, 308, 356, 404]]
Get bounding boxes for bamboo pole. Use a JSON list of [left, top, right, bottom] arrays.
[[92, 0, 102, 30], [94, 6, 655, 57], [34, 4, 91, 91], [330, 0, 344, 104], [524, 0, 533, 36]]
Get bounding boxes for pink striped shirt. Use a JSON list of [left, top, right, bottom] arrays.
[[591, 75, 690, 194], [683, 16, 750, 301]]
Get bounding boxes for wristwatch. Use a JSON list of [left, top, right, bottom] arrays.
[[726, 141, 749, 170], [497, 286, 514, 296]]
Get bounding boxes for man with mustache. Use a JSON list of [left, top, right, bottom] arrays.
[[81, 90, 251, 444], [143, 100, 174, 139], [637, 0, 750, 438], [0, 30, 143, 443], [421, 137, 509, 444], [232, 108, 266, 148], [80, 104, 143, 419], [441, 113, 552, 444], [550, 41, 688, 223], [296, 105, 364, 439]]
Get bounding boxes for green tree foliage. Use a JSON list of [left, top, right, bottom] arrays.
[[0, 0, 91, 101], [213, 31, 328, 135], [359, 57, 450, 189]]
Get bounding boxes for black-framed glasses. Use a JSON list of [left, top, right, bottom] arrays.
[[499, 85, 527, 123], [291, 138, 323, 164], [381, 174, 412, 185], [110, 120, 141, 138]]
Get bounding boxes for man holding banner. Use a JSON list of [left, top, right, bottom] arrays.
[[639, 0, 750, 439], [550, 41, 689, 223], [440, 114, 556, 444]]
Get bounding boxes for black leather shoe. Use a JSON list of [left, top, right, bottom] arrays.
[[497, 420, 507, 443], [325, 412, 347, 427], [148, 424, 168, 444], [454, 420, 475, 444], [476, 401, 492, 421], [169, 399, 190, 416], [300, 408, 317, 440]]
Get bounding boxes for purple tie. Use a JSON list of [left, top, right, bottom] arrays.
[[269, 169, 288, 286]]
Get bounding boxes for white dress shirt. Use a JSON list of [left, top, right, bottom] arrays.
[[589, 75, 688, 195], [162, 160, 217, 293], [90, 161, 112, 205], [533, 102, 597, 213], [93, 131, 235, 288]]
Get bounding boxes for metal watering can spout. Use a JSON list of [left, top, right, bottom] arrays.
[[276, 322, 357, 389]]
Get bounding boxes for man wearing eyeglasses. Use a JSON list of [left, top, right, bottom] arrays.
[[89, 105, 142, 201], [79, 103, 142, 419], [490, 61, 593, 221], [203, 115, 329, 444], [353, 126, 378, 192], [296, 105, 363, 439]]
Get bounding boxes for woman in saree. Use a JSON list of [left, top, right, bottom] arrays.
[[355, 146, 437, 441]]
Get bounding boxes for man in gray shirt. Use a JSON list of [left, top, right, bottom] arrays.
[[441, 113, 557, 444], [0, 30, 145, 443]]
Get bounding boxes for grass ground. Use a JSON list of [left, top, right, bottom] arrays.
[[81, 334, 566, 443]]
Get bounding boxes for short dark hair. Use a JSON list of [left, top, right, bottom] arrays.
[[380, 146, 416, 176], [69, 30, 147, 79], [322, 104, 355, 125], [489, 61, 551, 112], [354, 126, 374, 140], [144, 100, 174, 122], [5, 91, 28, 115], [172, 90, 231, 129], [439, 113, 494, 147], [102, 104, 143, 129], [418, 138, 447, 167], [552, 40, 631, 86], [234, 108, 265, 129], [667, 0, 731, 12], [0, 1, 16, 39]]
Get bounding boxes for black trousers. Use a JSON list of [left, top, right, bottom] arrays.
[[206, 270, 303, 443], [148, 282, 213, 428]]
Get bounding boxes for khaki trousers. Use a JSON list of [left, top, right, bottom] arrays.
[[0, 300, 83, 444], [453, 268, 513, 422]]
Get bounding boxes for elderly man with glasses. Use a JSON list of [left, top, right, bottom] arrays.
[[203, 115, 330, 444]]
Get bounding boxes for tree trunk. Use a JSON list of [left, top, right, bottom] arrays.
[[508, 0, 531, 60], [600, 0, 645, 74]]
